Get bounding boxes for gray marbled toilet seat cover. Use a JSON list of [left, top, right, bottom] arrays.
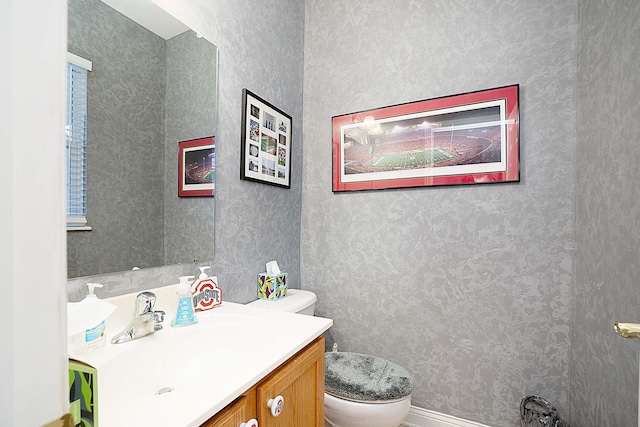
[[324, 352, 414, 403]]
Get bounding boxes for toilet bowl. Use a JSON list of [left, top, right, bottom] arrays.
[[324, 351, 413, 427], [324, 392, 411, 427], [248, 289, 414, 427]]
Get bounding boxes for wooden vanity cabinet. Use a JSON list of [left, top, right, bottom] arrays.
[[201, 336, 325, 427], [256, 336, 325, 427], [201, 389, 256, 427]]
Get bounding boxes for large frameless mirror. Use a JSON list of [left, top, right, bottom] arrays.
[[67, 0, 218, 278]]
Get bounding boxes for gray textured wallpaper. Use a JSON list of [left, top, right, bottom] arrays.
[[302, 1, 577, 426], [65, 1, 640, 426], [572, 1, 640, 426]]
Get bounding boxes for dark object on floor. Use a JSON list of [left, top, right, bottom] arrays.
[[520, 395, 569, 427]]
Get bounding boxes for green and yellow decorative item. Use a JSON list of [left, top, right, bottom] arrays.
[[68, 359, 98, 427], [258, 261, 288, 300]]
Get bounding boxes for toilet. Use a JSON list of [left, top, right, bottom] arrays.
[[248, 289, 414, 427]]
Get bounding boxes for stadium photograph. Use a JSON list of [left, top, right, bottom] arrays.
[[178, 136, 216, 197], [332, 85, 520, 192], [342, 106, 502, 176], [184, 147, 216, 185]]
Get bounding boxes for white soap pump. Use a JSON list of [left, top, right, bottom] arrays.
[[75, 283, 107, 352], [198, 266, 211, 279], [87, 282, 102, 299]]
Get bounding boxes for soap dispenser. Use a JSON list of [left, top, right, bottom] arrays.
[[191, 266, 222, 311], [171, 276, 198, 327], [75, 283, 108, 352]]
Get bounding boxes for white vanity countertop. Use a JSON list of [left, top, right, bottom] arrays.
[[69, 286, 333, 427]]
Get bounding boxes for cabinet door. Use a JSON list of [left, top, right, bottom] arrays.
[[201, 389, 257, 427], [256, 336, 325, 427]]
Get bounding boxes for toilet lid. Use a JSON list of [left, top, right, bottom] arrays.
[[324, 352, 414, 403]]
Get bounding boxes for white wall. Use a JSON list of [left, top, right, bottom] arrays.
[[0, 0, 68, 425]]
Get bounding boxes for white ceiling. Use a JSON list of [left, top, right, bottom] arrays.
[[100, 0, 189, 40]]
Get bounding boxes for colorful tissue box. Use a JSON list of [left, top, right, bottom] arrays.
[[69, 359, 98, 427], [258, 272, 288, 300]]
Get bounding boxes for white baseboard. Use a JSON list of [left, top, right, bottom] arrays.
[[401, 405, 490, 427]]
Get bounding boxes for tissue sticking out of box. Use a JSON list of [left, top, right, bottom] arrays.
[[259, 261, 287, 300], [266, 260, 281, 274], [67, 297, 117, 337]]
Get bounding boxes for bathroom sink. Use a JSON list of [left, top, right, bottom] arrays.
[[69, 285, 333, 427], [96, 319, 255, 405]]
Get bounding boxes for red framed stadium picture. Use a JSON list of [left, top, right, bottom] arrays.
[[240, 88, 292, 189], [332, 84, 520, 192], [178, 136, 216, 197]]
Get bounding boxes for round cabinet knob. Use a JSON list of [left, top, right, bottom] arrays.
[[267, 395, 284, 417], [239, 419, 258, 427]]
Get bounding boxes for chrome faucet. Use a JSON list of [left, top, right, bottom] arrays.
[[111, 291, 165, 344]]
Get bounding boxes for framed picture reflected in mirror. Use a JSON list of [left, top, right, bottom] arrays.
[[178, 136, 215, 197]]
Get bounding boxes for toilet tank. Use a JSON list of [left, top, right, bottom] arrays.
[[247, 289, 317, 315]]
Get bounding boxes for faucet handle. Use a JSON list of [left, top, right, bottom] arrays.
[[153, 310, 165, 332], [134, 291, 157, 316], [154, 310, 165, 323]]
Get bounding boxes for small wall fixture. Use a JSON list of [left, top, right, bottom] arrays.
[[614, 322, 640, 340], [614, 321, 640, 427]]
